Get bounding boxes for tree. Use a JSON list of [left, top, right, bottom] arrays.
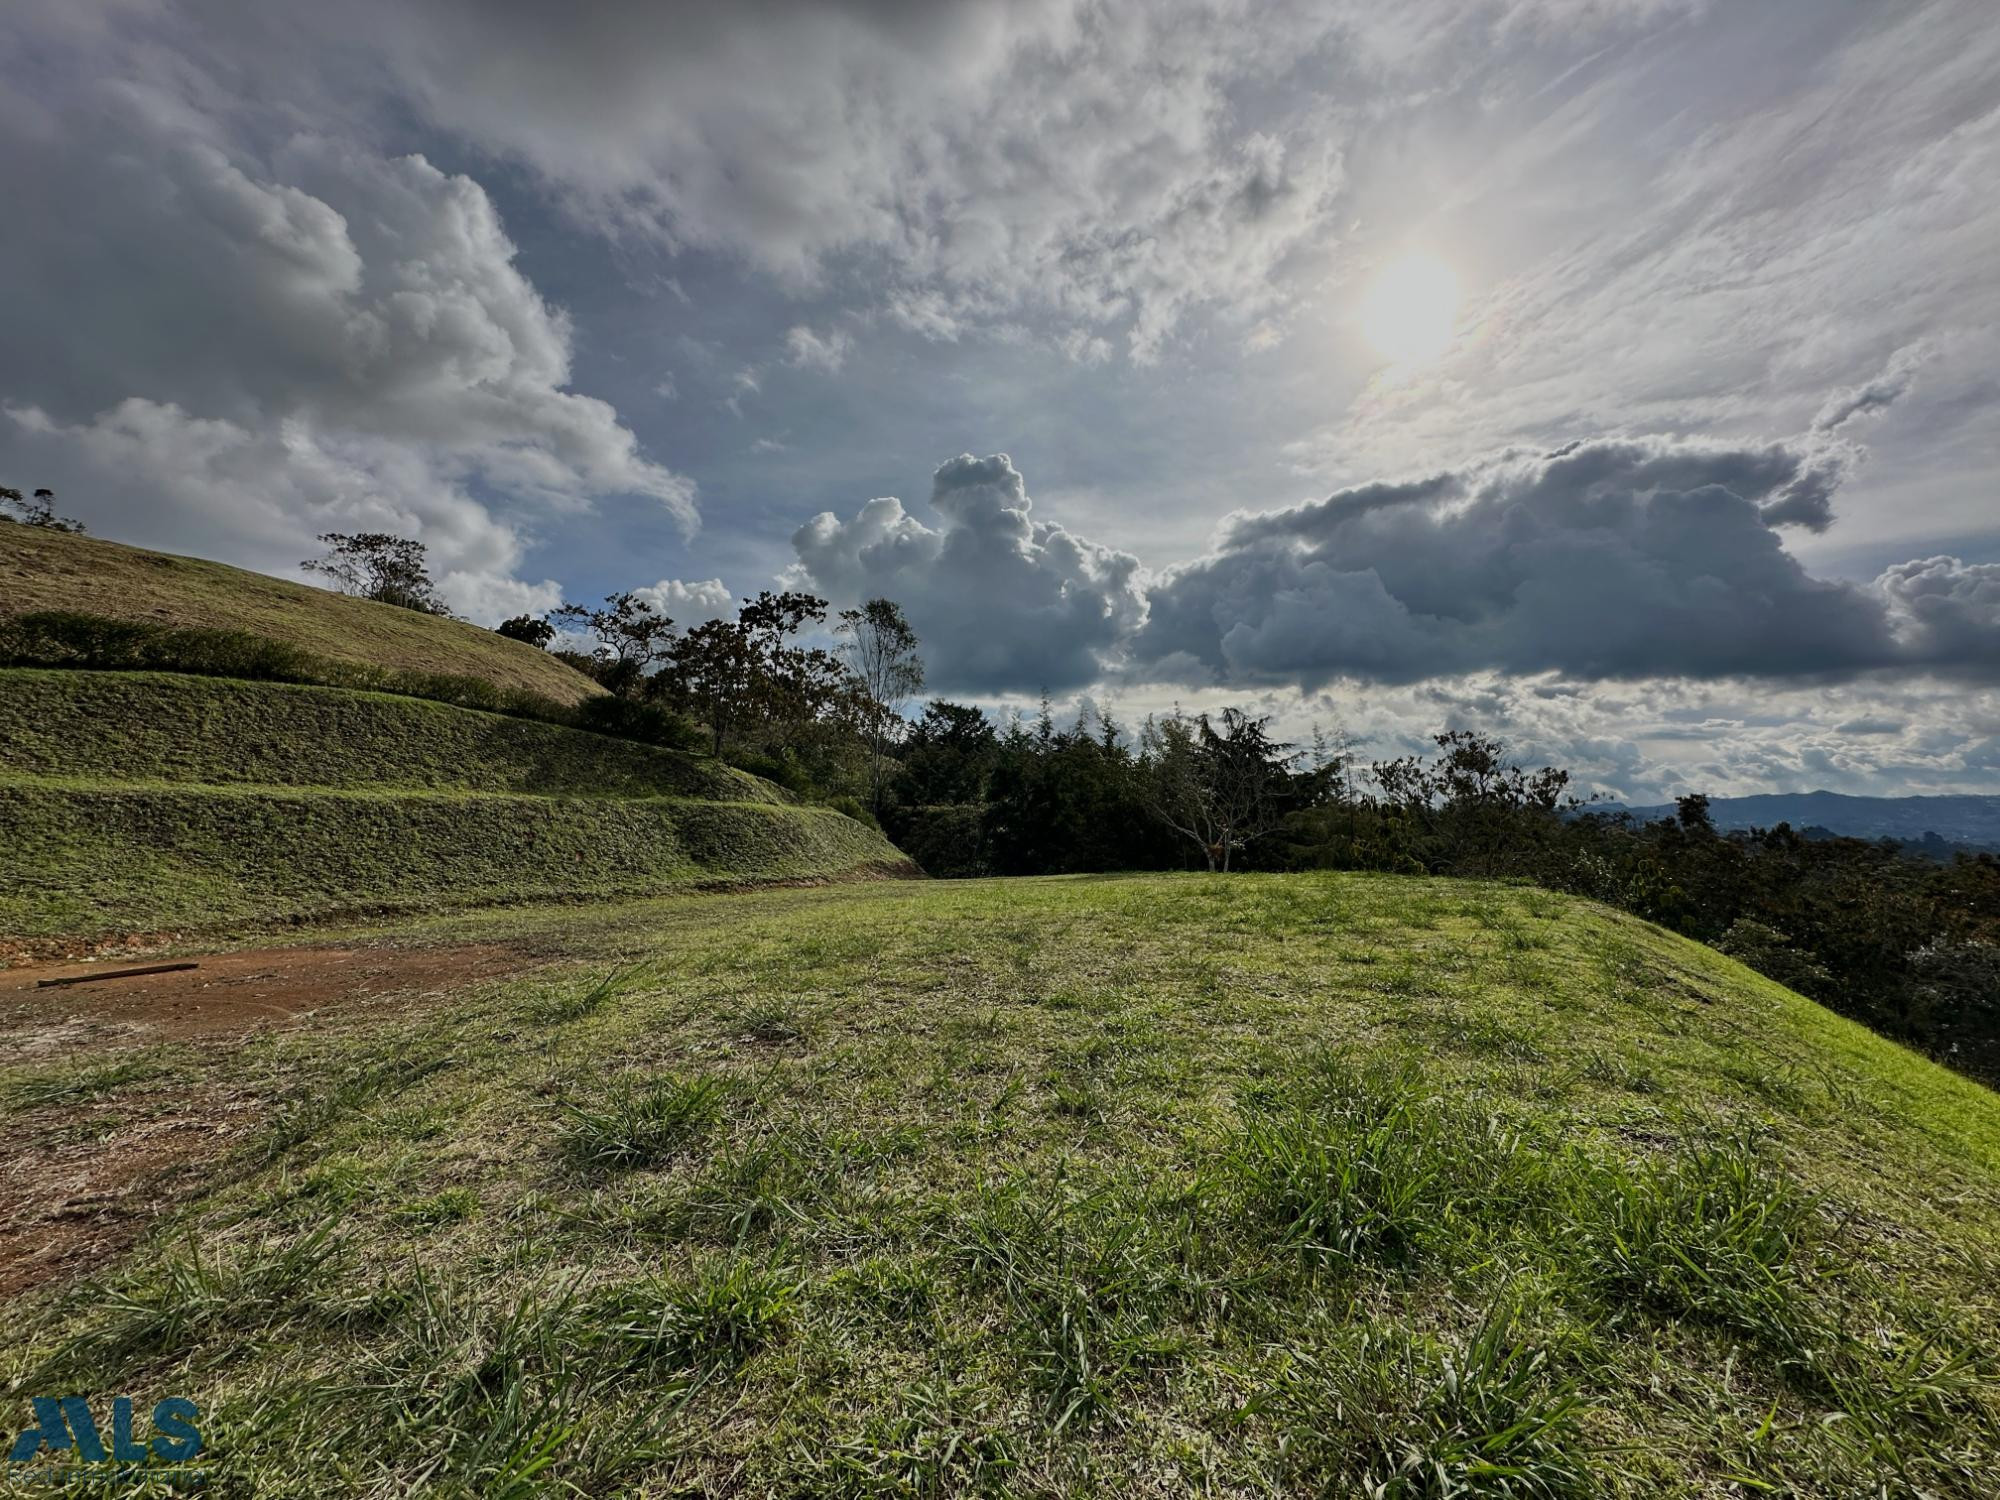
[[1140, 707, 1299, 871], [302, 532, 450, 615], [549, 592, 677, 697], [836, 598, 925, 812], [495, 614, 555, 649], [898, 700, 999, 806], [660, 617, 757, 753], [0, 485, 84, 533], [654, 591, 843, 757]]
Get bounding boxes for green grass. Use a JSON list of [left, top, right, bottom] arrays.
[[4, 873, 1996, 1495], [0, 670, 907, 941], [0, 670, 779, 801], [0, 777, 908, 938], [0, 525, 599, 706]]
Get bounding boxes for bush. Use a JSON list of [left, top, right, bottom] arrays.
[[724, 748, 819, 799], [824, 794, 880, 832], [0, 611, 318, 681], [572, 694, 704, 752]]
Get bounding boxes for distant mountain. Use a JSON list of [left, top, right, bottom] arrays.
[[1596, 791, 2000, 851]]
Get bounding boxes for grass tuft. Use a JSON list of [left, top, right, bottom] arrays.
[[1571, 1129, 1820, 1358], [555, 1073, 724, 1171], [33, 1224, 345, 1385], [1251, 1304, 1592, 1498], [591, 1258, 798, 1371]]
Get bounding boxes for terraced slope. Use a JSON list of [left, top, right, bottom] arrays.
[[0, 525, 600, 707], [0, 670, 910, 945], [2, 874, 1995, 1496]]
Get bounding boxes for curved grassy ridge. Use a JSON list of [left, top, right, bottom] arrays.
[[0, 780, 906, 938], [0, 670, 909, 941], [0, 526, 600, 706], [0, 670, 780, 802]]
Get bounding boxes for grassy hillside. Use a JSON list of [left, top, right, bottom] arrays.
[[0, 525, 600, 707], [0, 670, 779, 802], [0, 670, 907, 943], [4, 874, 1995, 1495]]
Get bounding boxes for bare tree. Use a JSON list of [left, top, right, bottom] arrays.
[[1140, 707, 1298, 871], [302, 532, 450, 615], [836, 597, 924, 812]]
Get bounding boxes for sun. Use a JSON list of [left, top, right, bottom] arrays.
[[1359, 252, 1461, 365]]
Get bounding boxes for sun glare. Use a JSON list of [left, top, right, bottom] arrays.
[[1359, 252, 1461, 365]]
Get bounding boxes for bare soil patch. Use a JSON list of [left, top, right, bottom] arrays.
[[0, 942, 531, 1048], [0, 940, 541, 1301]]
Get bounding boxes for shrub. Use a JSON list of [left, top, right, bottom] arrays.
[[0, 610, 317, 681], [824, 794, 880, 831], [571, 694, 704, 752]]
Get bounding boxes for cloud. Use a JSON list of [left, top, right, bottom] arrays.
[[784, 325, 852, 374], [1813, 342, 1929, 433], [629, 577, 736, 624], [1283, 4, 2000, 495], [1875, 556, 2000, 669], [788, 453, 1147, 693], [130, 0, 1368, 363], [0, 28, 692, 611], [1133, 435, 1999, 688], [777, 431, 1999, 703]]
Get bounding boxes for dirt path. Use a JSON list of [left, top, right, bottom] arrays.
[[0, 940, 543, 1300]]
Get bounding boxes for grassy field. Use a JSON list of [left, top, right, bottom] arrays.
[[4, 873, 1995, 1496], [0, 671, 905, 944], [0, 527, 599, 707]]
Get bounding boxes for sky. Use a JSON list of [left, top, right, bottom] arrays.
[[3, 0, 1997, 802]]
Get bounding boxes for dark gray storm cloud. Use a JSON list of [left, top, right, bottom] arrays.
[[1133, 436, 2000, 689], [784, 437, 1999, 697]]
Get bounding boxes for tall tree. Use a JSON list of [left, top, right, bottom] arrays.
[[1141, 707, 1299, 871], [302, 532, 450, 615], [898, 700, 999, 806], [655, 591, 842, 756], [660, 617, 756, 754], [837, 598, 925, 812]]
